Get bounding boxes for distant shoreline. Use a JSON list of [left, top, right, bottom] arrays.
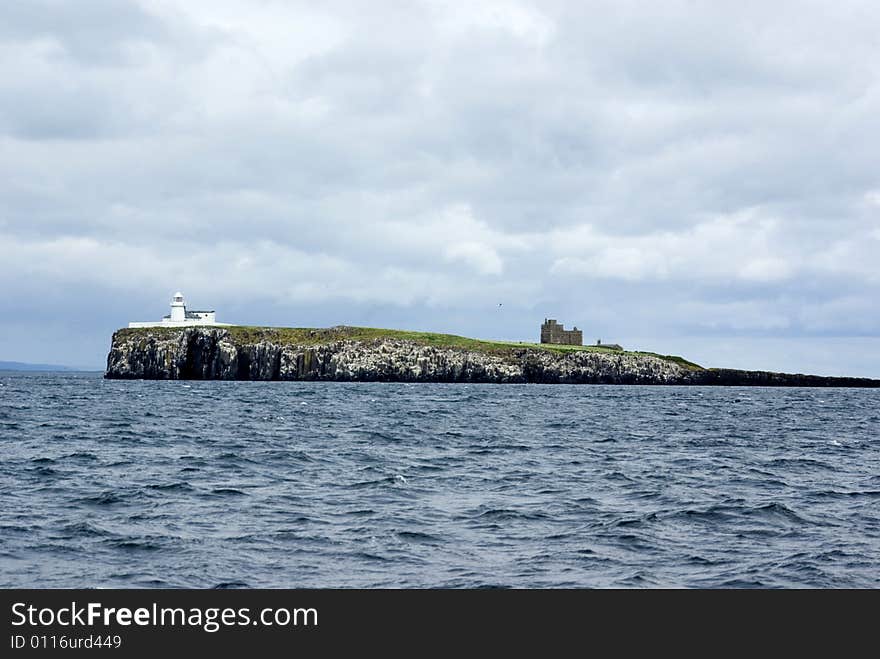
[[0, 360, 82, 372]]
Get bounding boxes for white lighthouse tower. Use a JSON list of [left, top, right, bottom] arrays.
[[169, 291, 186, 322], [128, 291, 228, 328]]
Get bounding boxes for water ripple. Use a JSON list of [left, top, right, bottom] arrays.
[[0, 372, 878, 587]]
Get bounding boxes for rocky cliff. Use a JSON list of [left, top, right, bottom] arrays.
[[104, 327, 880, 387]]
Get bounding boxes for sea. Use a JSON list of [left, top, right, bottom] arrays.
[[1, 371, 878, 588]]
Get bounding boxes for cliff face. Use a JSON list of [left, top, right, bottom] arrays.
[[105, 327, 687, 383], [105, 327, 880, 387]]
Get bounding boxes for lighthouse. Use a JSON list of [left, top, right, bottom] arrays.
[[169, 291, 186, 322], [128, 291, 228, 328]]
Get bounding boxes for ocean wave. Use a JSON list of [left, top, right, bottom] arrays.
[[1, 373, 878, 588]]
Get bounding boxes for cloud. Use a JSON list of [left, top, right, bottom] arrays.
[[547, 211, 802, 283], [0, 0, 172, 64], [444, 242, 504, 275], [434, 0, 555, 47], [0, 0, 878, 374]]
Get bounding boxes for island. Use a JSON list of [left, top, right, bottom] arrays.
[[104, 326, 880, 386]]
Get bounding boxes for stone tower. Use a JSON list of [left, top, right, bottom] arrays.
[[540, 319, 583, 346]]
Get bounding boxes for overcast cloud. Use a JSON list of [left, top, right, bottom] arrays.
[[1, 0, 879, 374]]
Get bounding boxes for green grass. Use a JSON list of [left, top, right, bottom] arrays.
[[116, 325, 703, 370], [630, 351, 704, 371]]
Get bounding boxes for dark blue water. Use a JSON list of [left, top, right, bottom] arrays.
[[1, 371, 878, 588]]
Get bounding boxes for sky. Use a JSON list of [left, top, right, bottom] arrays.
[[1, 0, 879, 375]]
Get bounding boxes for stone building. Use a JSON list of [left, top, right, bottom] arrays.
[[540, 319, 583, 346]]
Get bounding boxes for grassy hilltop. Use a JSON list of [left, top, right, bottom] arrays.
[[115, 325, 703, 371]]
